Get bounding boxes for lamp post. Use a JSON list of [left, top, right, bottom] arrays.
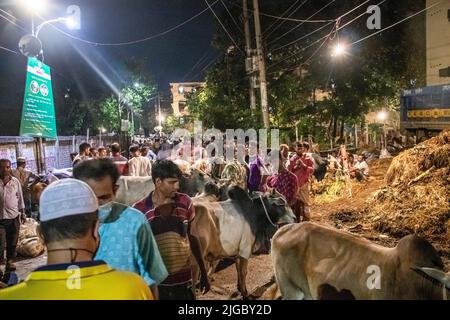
[[18, 1, 80, 173]]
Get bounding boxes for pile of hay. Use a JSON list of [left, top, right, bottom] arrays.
[[312, 173, 352, 204], [365, 130, 450, 238]]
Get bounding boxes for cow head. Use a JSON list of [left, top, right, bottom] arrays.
[[253, 190, 296, 227], [411, 267, 450, 300], [180, 168, 213, 197]]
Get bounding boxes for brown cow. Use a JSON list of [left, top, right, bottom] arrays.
[[191, 186, 295, 299], [272, 222, 449, 300]]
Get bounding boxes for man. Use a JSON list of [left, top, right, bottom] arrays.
[[247, 144, 265, 193], [128, 145, 152, 177], [266, 151, 298, 207], [97, 146, 108, 159], [0, 159, 26, 271], [0, 178, 153, 300], [133, 160, 210, 300], [350, 154, 369, 181], [73, 158, 167, 299], [11, 157, 39, 217], [109, 142, 128, 175], [72, 142, 91, 166], [288, 142, 314, 221]]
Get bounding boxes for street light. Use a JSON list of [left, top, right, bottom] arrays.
[[19, 0, 46, 13], [331, 43, 346, 57]]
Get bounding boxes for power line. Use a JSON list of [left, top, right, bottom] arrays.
[[220, 0, 244, 36], [224, 0, 334, 23], [267, 22, 336, 70], [181, 50, 212, 81], [204, 0, 244, 53], [272, 0, 381, 52], [272, 20, 335, 52], [37, 0, 219, 46], [0, 11, 27, 32], [265, 0, 308, 37], [190, 54, 222, 81], [267, 0, 336, 46], [263, 0, 305, 37], [351, 0, 441, 45], [0, 44, 20, 55]]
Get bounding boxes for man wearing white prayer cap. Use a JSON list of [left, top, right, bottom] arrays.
[[0, 179, 153, 300]]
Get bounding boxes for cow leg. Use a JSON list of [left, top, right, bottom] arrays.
[[274, 267, 307, 300], [236, 257, 249, 299]]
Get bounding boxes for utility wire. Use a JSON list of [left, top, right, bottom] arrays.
[[272, 0, 382, 52], [351, 0, 441, 45], [35, 0, 219, 46], [263, 0, 306, 38], [0, 12, 27, 32], [220, 0, 244, 36], [268, 0, 336, 46], [190, 54, 222, 81], [224, 0, 334, 23], [0, 44, 20, 55], [204, 0, 244, 53], [181, 50, 212, 81]]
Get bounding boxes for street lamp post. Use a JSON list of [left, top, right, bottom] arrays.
[[18, 2, 80, 173]]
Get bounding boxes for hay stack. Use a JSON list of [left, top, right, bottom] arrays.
[[365, 130, 450, 238]]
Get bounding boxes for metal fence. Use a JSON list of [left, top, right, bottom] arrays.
[[0, 135, 119, 173]]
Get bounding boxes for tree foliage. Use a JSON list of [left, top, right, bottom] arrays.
[[186, 0, 426, 142]]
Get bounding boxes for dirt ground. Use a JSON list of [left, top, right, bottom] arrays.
[[6, 157, 449, 299]]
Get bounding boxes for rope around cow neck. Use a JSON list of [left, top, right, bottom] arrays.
[[259, 194, 277, 228]]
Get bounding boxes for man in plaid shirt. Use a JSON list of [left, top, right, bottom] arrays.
[[266, 151, 298, 207]]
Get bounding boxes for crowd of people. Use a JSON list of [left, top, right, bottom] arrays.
[[0, 136, 371, 299]]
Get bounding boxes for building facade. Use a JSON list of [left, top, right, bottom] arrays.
[[426, 0, 450, 85], [169, 82, 206, 116]]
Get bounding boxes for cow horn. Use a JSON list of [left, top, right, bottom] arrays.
[[411, 267, 450, 290]]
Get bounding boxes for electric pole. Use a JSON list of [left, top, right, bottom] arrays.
[[253, 0, 270, 129], [243, 0, 256, 111]]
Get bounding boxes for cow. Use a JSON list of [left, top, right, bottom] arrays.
[[190, 186, 296, 299], [115, 176, 155, 206], [309, 153, 329, 182], [271, 222, 449, 300], [179, 168, 214, 197], [192, 181, 230, 203]]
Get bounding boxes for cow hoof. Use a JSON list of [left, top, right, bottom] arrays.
[[229, 291, 240, 299]]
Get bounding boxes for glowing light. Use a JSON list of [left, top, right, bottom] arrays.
[[66, 16, 77, 30], [332, 43, 346, 57], [20, 0, 46, 13], [377, 111, 387, 121]]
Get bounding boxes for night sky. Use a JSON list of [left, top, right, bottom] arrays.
[[0, 0, 218, 134]]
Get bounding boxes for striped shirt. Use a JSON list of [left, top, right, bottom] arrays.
[[133, 192, 195, 286]]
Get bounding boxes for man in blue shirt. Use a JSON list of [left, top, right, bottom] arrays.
[[73, 158, 168, 299]]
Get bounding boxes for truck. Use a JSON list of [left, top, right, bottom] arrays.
[[400, 84, 450, 139]]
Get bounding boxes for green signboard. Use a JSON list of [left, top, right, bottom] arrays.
[[20, 57, 57, 138]]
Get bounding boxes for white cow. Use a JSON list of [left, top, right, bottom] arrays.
[[115, 176, 155, 206]]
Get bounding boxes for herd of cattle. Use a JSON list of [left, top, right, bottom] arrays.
[[25, 162, 449, 300]]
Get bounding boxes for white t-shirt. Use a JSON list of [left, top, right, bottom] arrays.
[[355, 161, 369, 176], [128, 156, 152, 177]]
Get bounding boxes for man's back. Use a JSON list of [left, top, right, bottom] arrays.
[[96, 203, 168, 286], [128, 156, 152, 176], [0, 260, 153, 300]]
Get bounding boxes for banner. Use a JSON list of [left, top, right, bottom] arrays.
[[20, 57, 57, 138]]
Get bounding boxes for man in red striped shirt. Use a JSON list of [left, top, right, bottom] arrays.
[[133, 160, 210, 300]]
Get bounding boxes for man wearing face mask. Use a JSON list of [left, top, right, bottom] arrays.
[[0, 178, 152, 299], [73, 158, 167, 299]]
